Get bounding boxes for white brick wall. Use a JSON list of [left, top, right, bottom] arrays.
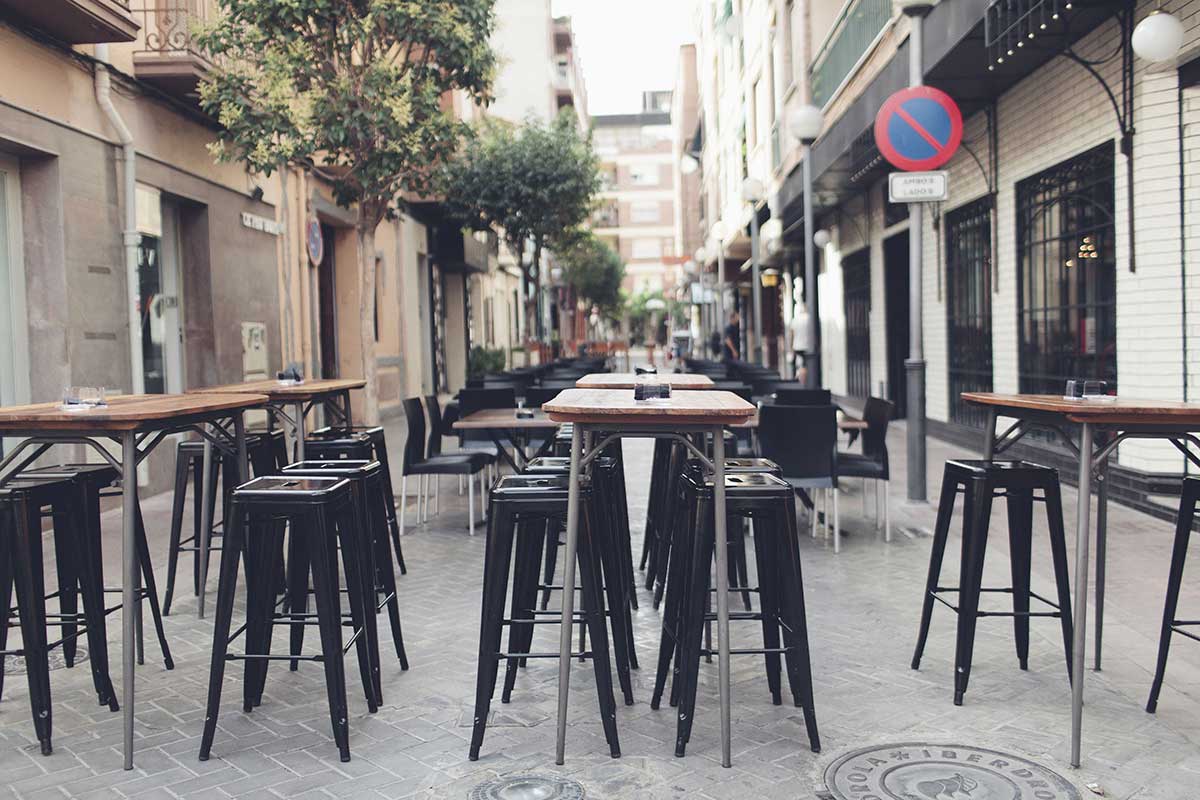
[[814, 0, 1200, 473]]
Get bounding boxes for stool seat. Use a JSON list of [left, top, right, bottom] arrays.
[[491, 474, 571, 500], [838, 453, 887, 480], [234, 476, 351, 504], [408, 452, 492, 475]]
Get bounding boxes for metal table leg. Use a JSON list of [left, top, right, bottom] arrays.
[[295, 400, 307, 462], [1070, 422, 1094, 768], [711, 426, 732, 767], [196, 435, 215, 619], [983, 409, 997, 461], [1094, 456, 1109, 672], [555, 423, 585, 765], [121, 430, 137, 770]]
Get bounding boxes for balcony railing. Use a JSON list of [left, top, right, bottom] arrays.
[[810, 0, 892, 108], [132, 0, 223, 98]]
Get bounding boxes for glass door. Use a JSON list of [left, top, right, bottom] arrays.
[[135, 184, 184, 394], [0, 155, 30, 457]]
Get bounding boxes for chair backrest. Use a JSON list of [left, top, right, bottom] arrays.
[[758, 404, 838, 483], [710, 382, 754, 402], [774, 388, 832, 406], [860, 396, 895, 460], [459, 387, 517, 415], [524, 387, 563, 409], [424, 395, 445, 457], [401, 397, 427, 473]]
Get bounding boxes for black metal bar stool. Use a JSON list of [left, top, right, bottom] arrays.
[[1147, 476, 1200, 713], [518, 455, 637, 692], [660, 470, 820, 757], [9, 464, 172, 671], [200, 476, 375, 763], [469, 474, 621, 762], [306, 430, 407, 576], [164, 431, 286, 614], [911, 459, 1075, 705], [281, 460, 408, 682]]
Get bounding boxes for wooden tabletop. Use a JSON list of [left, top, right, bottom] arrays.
[[191, 378, 365, 402], [453, 408, 560, 430], [0, 393, 269, 433], [574, 373, 716, 390], [544, 388, 755, 426], [962, 392, 1200, 426]]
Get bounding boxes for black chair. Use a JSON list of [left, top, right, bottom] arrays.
[[523, 387, 564, 409], [1147, 477, 1200, 713], [200, 477, 373, 763], [400, 397, 490, 536], [773, 388, 831, 406], [758, 404, 841, 551], [911, 460, 1074, 705], [425, 394, 497, 521], [837, 397, 895, 541], [458, 388, 515, 468]]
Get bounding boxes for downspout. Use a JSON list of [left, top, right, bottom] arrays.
[[94, 44, 145, 395], [1179, 82, 1189, 474]]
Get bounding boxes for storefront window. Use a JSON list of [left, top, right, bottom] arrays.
[[1016, 142, 1117, 395], [946, 195, 993, 428]]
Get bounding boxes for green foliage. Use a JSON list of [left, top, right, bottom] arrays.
[[468, 345, 507, 379], [440, 111, 601, 275], [553, 229, 624, 314], [198, 0, 499, 227]]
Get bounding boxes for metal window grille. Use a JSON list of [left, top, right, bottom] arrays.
[[1016, 141, 1117, 396], [843, 249, 871, 398], [945, 196, 994, 428]]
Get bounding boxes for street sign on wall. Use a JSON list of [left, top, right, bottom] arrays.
[[888, 171, 948, 203], [874, 86, 963, 172]]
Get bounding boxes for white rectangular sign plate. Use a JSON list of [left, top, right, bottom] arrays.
[[888, 171, 948, 203]]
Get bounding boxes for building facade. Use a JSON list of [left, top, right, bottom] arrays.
[[683, 0, 1200, 515], [592, 93, 684, 307]]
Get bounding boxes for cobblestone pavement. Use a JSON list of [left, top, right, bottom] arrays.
[[1, 422, 1198, 799]]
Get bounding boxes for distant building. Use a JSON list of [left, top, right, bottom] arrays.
[[591, 98, 682, 302]]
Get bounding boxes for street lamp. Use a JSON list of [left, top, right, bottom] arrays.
[[742, 177, 766, 365], [788, 103, 825, 390], [679, 153, 700, 175], [1132, 10, 1184, 62], [813, 228, 831, 249]]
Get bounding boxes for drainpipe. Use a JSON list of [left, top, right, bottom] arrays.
[[94, 44, 145, 396]]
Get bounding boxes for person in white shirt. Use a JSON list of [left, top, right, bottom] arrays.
[[791, 308, 811, 384]]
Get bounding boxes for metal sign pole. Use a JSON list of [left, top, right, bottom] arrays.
[[905, 7, 929, 502]]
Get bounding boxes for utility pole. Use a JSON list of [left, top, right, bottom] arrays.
[[899, 0, 934, 502]]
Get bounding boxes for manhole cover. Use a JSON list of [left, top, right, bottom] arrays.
[[469, 774, 585, 800], [2, 648, 88, 675], [824, 743, 1081, 800]]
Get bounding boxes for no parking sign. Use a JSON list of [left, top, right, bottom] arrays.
[[874, 86, 963, 172]]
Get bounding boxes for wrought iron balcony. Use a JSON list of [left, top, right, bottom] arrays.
[[810, 0, 893, 108], [0, 0, 140, 43], [132, 0, 222, 101]]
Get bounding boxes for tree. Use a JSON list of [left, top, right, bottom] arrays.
[[553, 229, 624, 314], [198, 0, 497, 423], [440, 111, 600, 340]]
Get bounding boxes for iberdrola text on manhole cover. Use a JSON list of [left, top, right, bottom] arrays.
[[823, 743, 1081, 800], [469, 774, 585, 800]]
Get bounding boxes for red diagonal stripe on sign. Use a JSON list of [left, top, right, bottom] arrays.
[[894, 105, 946, 152]]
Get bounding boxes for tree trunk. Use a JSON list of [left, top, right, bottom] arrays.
[[357, 218, 380, 425], [278, 167, 294, 364], [531, 237, 543, 344]]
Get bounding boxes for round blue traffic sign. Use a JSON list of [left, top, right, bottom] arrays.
[[874, 86, 963, 172]]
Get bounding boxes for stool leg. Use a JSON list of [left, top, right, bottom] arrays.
[[250, 518, 288, 708], [1147, 486, 1196, 712], [1043, 480, 1075, 685], [336, 500, 380, 713], [134, 502, 174, 670], [540, 521, 559, 611], [501, 518, 541, 703], [912, 475, 958, 670], [776, 497, 820, 752], [732, 518, 752, 611], [370, 478, 408, 671], [12, 501, 53, 755], [50, 504, 79, 668], [199, 502, 244, 760], [469, 505, 516, 761], [675, 495, 714, 757], [371, 439, 407, 575], [954, 480, 992, 706], [287, 520, 311, 672], [0, 531, 12, 702], [242, 515, 273, 713], [76, 483, 119, 710], [652, 485, 697, 710], [590, 495, 634, 706], [308, 508, 351, 762], [163, 452, 191, 616], [1006, 488, 1034, 670], [751, 512, 783, 706], [578, 501, 621, 758]]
